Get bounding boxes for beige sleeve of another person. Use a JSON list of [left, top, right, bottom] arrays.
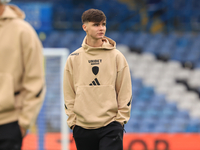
[[18, 23, 46, 130]]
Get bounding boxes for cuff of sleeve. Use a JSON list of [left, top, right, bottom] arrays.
[[70, 125, 75, 130], [18, 118, 30, 130]]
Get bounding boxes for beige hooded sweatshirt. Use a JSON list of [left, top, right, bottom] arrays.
[[0, 5, 45, 129], [63, 36, 132, 129]]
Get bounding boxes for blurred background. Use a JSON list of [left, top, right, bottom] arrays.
[[10, 0, 200, 149]]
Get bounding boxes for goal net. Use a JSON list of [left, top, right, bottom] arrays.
[[22, 48, 70, 150]]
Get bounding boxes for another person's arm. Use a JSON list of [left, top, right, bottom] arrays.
[[18, 24, 46, 135]]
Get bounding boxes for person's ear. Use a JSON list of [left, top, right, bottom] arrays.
[[82, 23, 87, 32]]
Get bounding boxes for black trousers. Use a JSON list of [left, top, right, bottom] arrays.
[[73, 121, 124, 150], [0, 121, 22, 150]]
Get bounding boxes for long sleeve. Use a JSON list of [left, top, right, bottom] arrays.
[[18, 24, 46, 129], [115, 54, 132, 125], [63, 58, 76, 128]]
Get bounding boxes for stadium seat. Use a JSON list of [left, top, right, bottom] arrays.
[[185, 125, 199, 132], [166, 84, 187, 103], [151, 94, 166, 103], [143, 108, 160, 119], [189, 108, 200, 119], [175, 110, 190, 119], [148, 100, 165, 110], [131, 109, 144, 119], [106, 31, 121, 43], [165, 102, 178, 111], [132, 100, 147, 110], [126, 118, 142, 132], [168, 125, 185, 133], [157, 117, 172, 127], [120, 32, 137, 47], [56, 31, 77, 48], [171, 117, 189, 127], [185, 118, 200, 132], [117, 44, 131, 56], [141, 118, 157, 130], [43, 31, 63, 47], [139, 124, 154, 132], [133, 32, 150, 49], [153, 125, 168, 132], [161, 108, 176, 118], [177, 99, 198, 111], [188, 69, 200, 88]]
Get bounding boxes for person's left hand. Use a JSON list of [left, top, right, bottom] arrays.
[[20, 126, 27, 137]]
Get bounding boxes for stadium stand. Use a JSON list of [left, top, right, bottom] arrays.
[[12, 0, 200, 135], [39, 32, 200, 134], [38, 29, 200, 134]]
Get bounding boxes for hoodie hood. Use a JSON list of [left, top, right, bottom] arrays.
[[0, 5, 25, 19], [82, 36, 116, 53]]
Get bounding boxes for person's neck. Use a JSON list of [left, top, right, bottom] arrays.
[[86, 37, 103, 47], [0, 4, 5, 17]]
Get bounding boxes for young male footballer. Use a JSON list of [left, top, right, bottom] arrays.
[[63, 8, 132, 150]]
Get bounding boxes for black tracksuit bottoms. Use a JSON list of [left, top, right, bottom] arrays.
[[73, 121, 124, 150], [0, 121, 22, 150]]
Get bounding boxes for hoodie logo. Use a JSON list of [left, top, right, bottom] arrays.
[[89, 66, 100, 86], [88, 59, 102, 65], [70, 53, 79, 56], [92, 66, 99, 75]]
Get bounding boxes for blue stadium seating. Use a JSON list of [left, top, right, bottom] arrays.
[[42, 30, 200, 134], [185, 118, 200, 132], [31, 0, 200, 134]]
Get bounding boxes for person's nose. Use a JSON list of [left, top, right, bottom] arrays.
[[99, 25, 105, 30]]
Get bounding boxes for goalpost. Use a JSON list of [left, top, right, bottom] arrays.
[[43, 48, 69, 150], [22, 48, 70, 150]]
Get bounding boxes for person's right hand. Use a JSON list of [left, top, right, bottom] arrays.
[[20, 126, 27, 137], [71, 125, 75, 130]]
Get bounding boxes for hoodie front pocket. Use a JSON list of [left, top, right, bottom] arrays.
[[74, 85, 118, 124], [0, 73, 15, 112]]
